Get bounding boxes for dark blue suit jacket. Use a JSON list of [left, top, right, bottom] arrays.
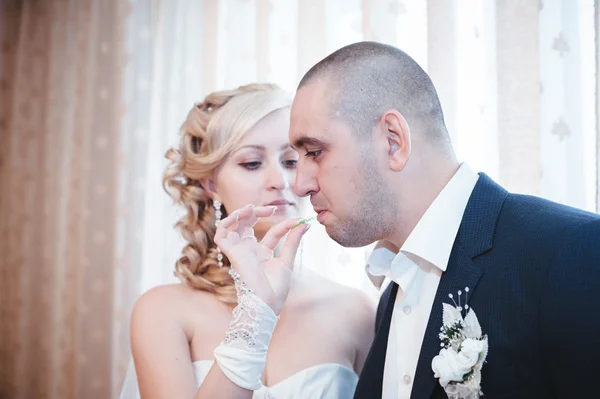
[[354, 173, 600, 399]]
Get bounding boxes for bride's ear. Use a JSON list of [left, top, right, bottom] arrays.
[[200, 178, 219, 201], [381, 110, 411, 172]]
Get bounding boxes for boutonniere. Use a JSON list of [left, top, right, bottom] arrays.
[[431, 288, 488, 399]]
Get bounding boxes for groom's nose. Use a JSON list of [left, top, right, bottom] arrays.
[[293, 161, 319, 197]]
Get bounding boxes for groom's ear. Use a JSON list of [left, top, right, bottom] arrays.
[[381, 110, 411, 172]]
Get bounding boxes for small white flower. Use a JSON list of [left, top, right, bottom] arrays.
[[461, 338, 488, 366], [432, 341, 484, 387], [432, 347, 472, 387]]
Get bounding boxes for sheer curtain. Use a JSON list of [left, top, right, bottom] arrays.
[[128, 0, 599, 303], [124, 0, 600, 393], [1, 1, 598, 399]]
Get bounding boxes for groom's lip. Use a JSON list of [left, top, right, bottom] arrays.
[[316, 210, 327, 224]]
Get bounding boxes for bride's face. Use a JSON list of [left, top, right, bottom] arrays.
[[214, 108, 309, 238]]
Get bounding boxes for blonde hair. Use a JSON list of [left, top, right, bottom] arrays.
[[163, 83, 293, 303]]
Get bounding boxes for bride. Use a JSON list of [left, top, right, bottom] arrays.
[[120, 83, 375, 398]]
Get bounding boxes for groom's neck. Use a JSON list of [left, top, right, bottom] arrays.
[[385, 151, 460, 250]]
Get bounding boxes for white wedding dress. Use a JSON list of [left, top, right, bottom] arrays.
[[120, 359, 358, 399]]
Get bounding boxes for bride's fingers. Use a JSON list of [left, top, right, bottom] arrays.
[[215, 206, 250, 252], [214, 224, 233, 253], [238, 206, 278, 238], [252, 205, 279, 219], [243, 205, 277, 227], [217, 204, 254, 232], [260, 218, 303, 250], [217, 209, 240, 230], [231, 204, 254, 228], [279, 222, 311, 269]]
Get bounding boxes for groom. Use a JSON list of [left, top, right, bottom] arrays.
[[289, 41, 600, 398]]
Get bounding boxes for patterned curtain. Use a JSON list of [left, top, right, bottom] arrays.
[[0, 0, 128, 398]]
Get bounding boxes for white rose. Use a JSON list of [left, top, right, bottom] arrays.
[[460, 338, 488, 366], [432, 339, 486, 387], [432, 348, 472, 386]]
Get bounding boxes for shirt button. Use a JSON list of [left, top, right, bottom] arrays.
[[403, 374, 412, 384], [403, 306, 412, 315]]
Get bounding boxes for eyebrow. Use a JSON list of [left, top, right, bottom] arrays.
[[292, 136, 328, 149]]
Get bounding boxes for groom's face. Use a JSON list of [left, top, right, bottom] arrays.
[[289, 82, 394, 247]]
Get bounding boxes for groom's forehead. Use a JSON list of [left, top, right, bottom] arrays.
[[290, 115, 353, 150], [290, 106, 330, 144], [292, 81, 334, 112]]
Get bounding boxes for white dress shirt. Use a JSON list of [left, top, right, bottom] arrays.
[[367, 163, 479, 399]]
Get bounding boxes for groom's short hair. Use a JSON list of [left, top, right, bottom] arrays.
[[298, 41, 450, 146]]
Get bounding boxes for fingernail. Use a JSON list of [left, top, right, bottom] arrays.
[[302, 223, 311, 234], [247, 204, 255, 209], [269, 206, 277, 215]]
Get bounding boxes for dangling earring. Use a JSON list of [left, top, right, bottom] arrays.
[[214, 199, 223, 268]]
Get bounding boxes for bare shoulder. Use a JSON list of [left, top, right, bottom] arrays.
[[131, 283, 220, 336], [132, 283, 192, 320], [130, 284, 228, 397], [298, 271, 376, 373], [302, 271, 376, 327], [333, 283, 375, 323]]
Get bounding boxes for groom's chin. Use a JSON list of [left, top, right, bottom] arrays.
[[326, 224, 377, 248]]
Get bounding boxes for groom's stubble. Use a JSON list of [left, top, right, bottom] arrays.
[[325, 141, 397, 248]]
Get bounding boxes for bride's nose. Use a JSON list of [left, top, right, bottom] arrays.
[[265, 163, 289, 190]]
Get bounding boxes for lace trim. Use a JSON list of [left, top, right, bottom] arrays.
[[223, 268, 278, 353]]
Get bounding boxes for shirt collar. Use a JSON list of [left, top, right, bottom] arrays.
[[399, 163, 479, 272]]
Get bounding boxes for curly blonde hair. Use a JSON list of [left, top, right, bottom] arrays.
[[163, 83, 293, 303]]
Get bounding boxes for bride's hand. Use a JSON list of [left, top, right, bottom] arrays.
[[214, 204, 310, 315]]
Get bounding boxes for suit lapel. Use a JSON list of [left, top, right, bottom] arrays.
[[411, 173, 508, 398], [353, 283, 398, 399], [411, 245, 482, 398]]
